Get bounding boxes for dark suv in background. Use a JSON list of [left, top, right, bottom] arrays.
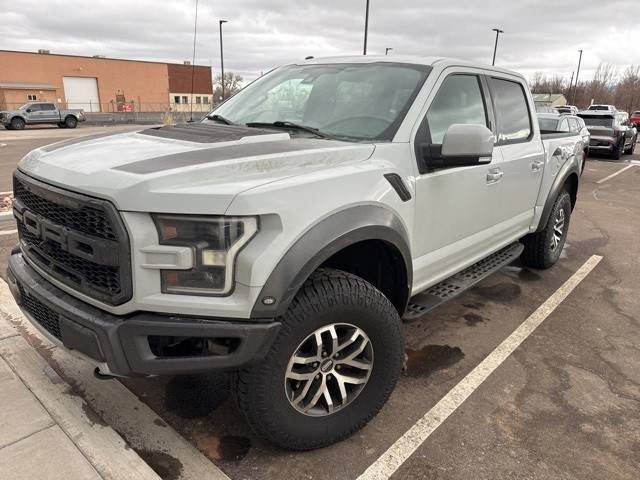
[[578, 110, 637, 159]]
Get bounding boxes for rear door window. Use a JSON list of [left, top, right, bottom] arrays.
[[488, 77, 532, 144], [568, 118, 579, 132], [425, 74, 488, 144]]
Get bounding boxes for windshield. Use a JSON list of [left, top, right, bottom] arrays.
[[205, 63, 431, 141], [588, 105, 610, 111], [538, 117, 559, 131], [580, 116, 613, 127]]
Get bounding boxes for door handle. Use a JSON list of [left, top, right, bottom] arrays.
[[486, 169, 503, 183], [531, 159, 544, 172]]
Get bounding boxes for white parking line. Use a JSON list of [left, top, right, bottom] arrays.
[[358, 254, 603, 480], [0, 229, 17, 236], [595, 164, 636, 184]]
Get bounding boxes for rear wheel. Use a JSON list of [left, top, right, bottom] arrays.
[[10, 117, 25, 130], [235, 268, 404, 450], [64, 116, 78, 128], [57, 122, 67, 128], [521, 189, 572, 269], [624, 135, 637, 155]]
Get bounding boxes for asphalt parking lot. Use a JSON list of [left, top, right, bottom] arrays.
[[0, 127, 638, 480]]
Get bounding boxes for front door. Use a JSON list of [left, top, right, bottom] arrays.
[[411, 70, 503, 293]]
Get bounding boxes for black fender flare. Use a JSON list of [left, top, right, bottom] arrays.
[[250, 205, 412, 318], [536, 154, 580, 232]]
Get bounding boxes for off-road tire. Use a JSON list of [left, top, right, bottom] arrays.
[[64, 116, 78, 128], [10, 117, 25, 130], [521, 189, 572, 269], [234, 268, 404, 450], [624, 135, 637, 155]]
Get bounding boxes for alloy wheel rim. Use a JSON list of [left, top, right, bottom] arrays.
[[550, 208, 566, 252], [284, 323, 374, 417]]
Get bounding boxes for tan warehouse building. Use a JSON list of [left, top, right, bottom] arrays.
[[0, 50, 213, 113]]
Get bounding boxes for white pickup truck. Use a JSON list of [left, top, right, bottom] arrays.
[[7, 56, 583, 450]]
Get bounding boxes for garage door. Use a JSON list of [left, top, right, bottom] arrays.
[[63, 77, 100, 112]]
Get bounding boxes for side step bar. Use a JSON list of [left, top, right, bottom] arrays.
[[403, 242, 524, 321]]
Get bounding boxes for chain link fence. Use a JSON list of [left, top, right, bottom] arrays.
[[0, 101, 220, 125]]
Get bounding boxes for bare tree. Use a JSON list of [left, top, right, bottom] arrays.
[[213, 72, 243, 104]]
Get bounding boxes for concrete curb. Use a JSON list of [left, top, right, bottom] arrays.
[[0, 279, 231, 480], [0, 282, 161, 480]]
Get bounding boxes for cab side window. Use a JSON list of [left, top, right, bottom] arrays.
[[425, 74, 487, 144], [557, 119, 570, 132], [488, 77, 532, 144]]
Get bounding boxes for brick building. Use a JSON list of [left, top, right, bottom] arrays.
[[0, 50, 213, 113]]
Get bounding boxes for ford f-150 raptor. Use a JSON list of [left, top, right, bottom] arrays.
[[6, 56, 583, 450], [1, 102, 85, 130]]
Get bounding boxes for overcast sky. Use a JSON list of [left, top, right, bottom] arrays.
[[1, 0, 638, 84]]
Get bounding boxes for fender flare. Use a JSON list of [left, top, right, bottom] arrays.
[[536, 155, 580, 232], [250, 205, 412, 318]]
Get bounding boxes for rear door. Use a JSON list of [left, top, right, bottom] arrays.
[[487, 76, 543, 239], [39, 103, 59, 122]]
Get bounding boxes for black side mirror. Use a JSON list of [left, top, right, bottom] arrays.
[[26, 109, 32, 113]]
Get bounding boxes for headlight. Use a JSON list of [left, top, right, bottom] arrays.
[[153, 215, 258, 296]]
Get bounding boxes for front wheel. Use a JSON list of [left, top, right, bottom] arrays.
[[235, 268, 404, 450], [521, 189, 572, 269], [10, 117, 25, 130]]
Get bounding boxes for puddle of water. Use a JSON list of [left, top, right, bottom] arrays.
[[463, 313, 486, 326], [134, 448, 183, 480], [193, 433, 252, 461], [164, 373, 230, 419], [473, 282, 521, 302], [404, 345, 465, 378]]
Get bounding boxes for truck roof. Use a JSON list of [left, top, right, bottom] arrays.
[[298, 55, 525, 80]]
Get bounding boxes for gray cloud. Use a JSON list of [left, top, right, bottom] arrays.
[[1, 0, 638, 83]]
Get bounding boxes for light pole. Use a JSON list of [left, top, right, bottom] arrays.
[[219, 20, 228, 102], [571, 49, 583, 106], [491, 28, 503, 66], [189, 0, 199, 122], [363, 0, 370, 55], [385, 47, 393, 55]]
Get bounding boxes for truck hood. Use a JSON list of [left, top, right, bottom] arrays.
[[17, 124, 375, 214]]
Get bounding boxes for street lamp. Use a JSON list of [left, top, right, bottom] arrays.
[[189, 0, 199, 122], [571, 50, 583, 106], [491, 28, 504, 66], [219, 20, 228, 101], [385, 47, 393, 55], [363, 0, 370, 55]]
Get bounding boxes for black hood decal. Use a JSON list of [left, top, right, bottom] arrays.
[[139, 123, 277, 143], [114, 138, 348, 174]]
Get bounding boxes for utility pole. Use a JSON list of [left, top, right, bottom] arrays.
[[219, 20, 228, 101], [385, 47, 393, 55], [189, 0, 199, 122], [571, 49, 583, 106], [568, 71, 574, 100], [491, 28, 504, 66], [363, 0, 370, 55]]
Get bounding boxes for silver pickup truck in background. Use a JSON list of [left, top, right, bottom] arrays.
[[0, 102, 86, 130]]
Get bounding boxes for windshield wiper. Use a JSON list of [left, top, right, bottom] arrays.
[[206, 114, 236, 125], [245, 121, 334, 139]]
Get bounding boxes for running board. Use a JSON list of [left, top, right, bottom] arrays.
[[403, 242, 524, 321]]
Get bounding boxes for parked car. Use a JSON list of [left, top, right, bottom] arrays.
[[7, 56, 584, 450], [0, 102, 85, 130], [555, 105, 578, 115], [578, 110, 637, 158], [537, 113, 590, 173], [587, 104, 617, 112], [630, 110, 640, 128]]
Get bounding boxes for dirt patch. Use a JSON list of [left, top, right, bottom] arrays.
[[404, 345, 465, 378], [193, 433, 252, 461]]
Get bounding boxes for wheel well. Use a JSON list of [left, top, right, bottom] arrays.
[[319, 239, 409, 315], [11, 116, 24, 123], [564, 172, 578, 210]]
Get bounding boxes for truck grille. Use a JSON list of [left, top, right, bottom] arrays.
[[13, 171, 132, 305], [18, 283, 62, 340]]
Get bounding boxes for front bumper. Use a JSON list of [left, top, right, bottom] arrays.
[[7, 252, 280, 377]]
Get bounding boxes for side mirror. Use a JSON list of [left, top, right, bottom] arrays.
[[26, 109, 32, 113], [421, 124, 495, 170]]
